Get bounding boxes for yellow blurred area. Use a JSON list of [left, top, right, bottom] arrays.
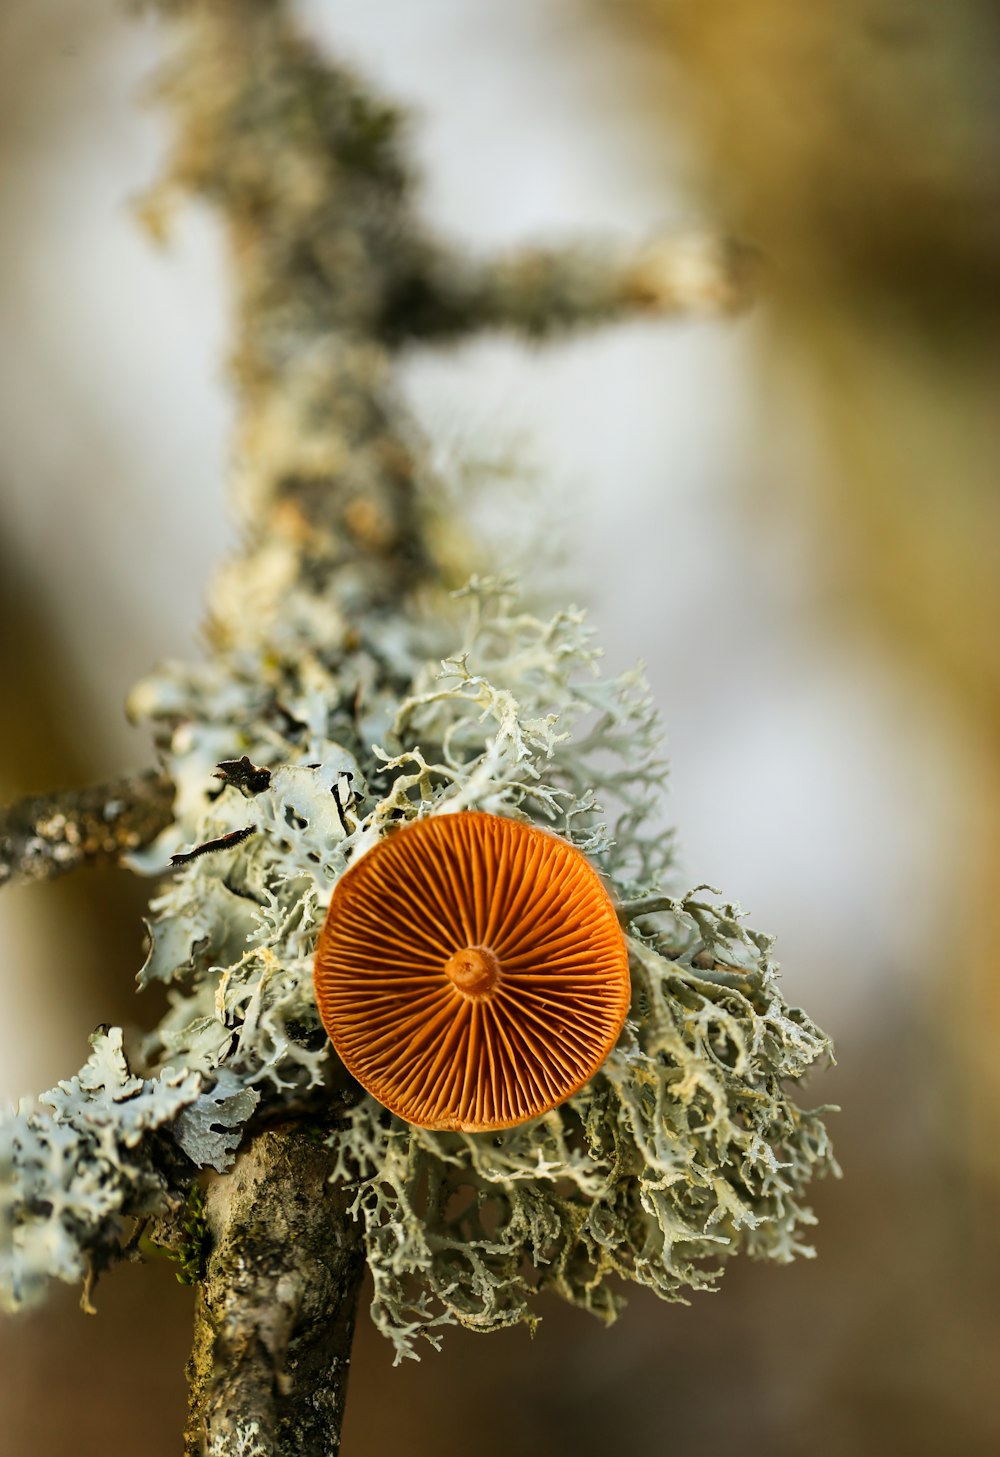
[[632, 0, 999, 702], [1, 1, 998, 1454], [628, 0, 1000, 1178]]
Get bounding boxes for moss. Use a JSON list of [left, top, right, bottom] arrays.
[[170, 1185, 212, 1287]]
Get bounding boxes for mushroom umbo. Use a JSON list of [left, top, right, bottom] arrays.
[[313, 811, 630, 1131]]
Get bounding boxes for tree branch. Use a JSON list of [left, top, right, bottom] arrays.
[[184, 1125, 365, 1457], [148, 0, 435, 615], [381, 234, 759, 342], [0, 771, 174, 889]]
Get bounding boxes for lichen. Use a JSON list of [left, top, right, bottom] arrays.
[[0, 0, 833, 1363], [0, 1028, 202, 1311], [1, 575, 834, 1353], [172, 1070, 261, 1174], [207, 1422, 267, 1457], [328, 886, 834, 1360]]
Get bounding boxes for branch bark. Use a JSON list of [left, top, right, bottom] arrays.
[[185, 1125, 365, 1457], [0, 771, 174, 889]]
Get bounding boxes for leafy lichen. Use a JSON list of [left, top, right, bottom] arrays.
[[0, 1028, 201, 1311]]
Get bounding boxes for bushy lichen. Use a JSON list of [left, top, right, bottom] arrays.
[[1, 0, 832, 1369], [1, 575, 834, 1354], [329, 887, 834, 1360]]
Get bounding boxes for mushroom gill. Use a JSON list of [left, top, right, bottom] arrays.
[[313, 811, 631, 1131]]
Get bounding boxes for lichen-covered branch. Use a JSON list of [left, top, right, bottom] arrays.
[[382, 234, 758, 342], [128, 582, 836, 1365], [146, 0, 756, 632], [144, 0, 434, 620], [1, 2, 832, 1453], [184, 1125, 364, 1457], [0, 771, 174, 888], [1, 1028, 203, 1313]]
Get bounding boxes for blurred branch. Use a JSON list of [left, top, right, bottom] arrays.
[[382, 234, 759, 342], [0, 771, 173, 888]]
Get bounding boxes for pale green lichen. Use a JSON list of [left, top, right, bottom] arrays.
[[1, 0, 833, 1388], [329, 887, 834, 1359], [207, 1422, 267, 1457], [0, 1028, 202, 1311], [0, 575, 834, 1353]]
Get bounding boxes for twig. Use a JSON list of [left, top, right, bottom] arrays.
[[383, 234, 759, 342], [171, 825, 257, 866], [0, 771, 174, 889], [617, 893, 677, 920]]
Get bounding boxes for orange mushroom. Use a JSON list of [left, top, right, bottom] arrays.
[[313, 810, 630, 1131]]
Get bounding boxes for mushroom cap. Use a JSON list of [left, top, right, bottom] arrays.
[[313, 811, 631, 1131]]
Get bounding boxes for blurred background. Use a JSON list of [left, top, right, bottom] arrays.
[[1, 0, 998, 1452]]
